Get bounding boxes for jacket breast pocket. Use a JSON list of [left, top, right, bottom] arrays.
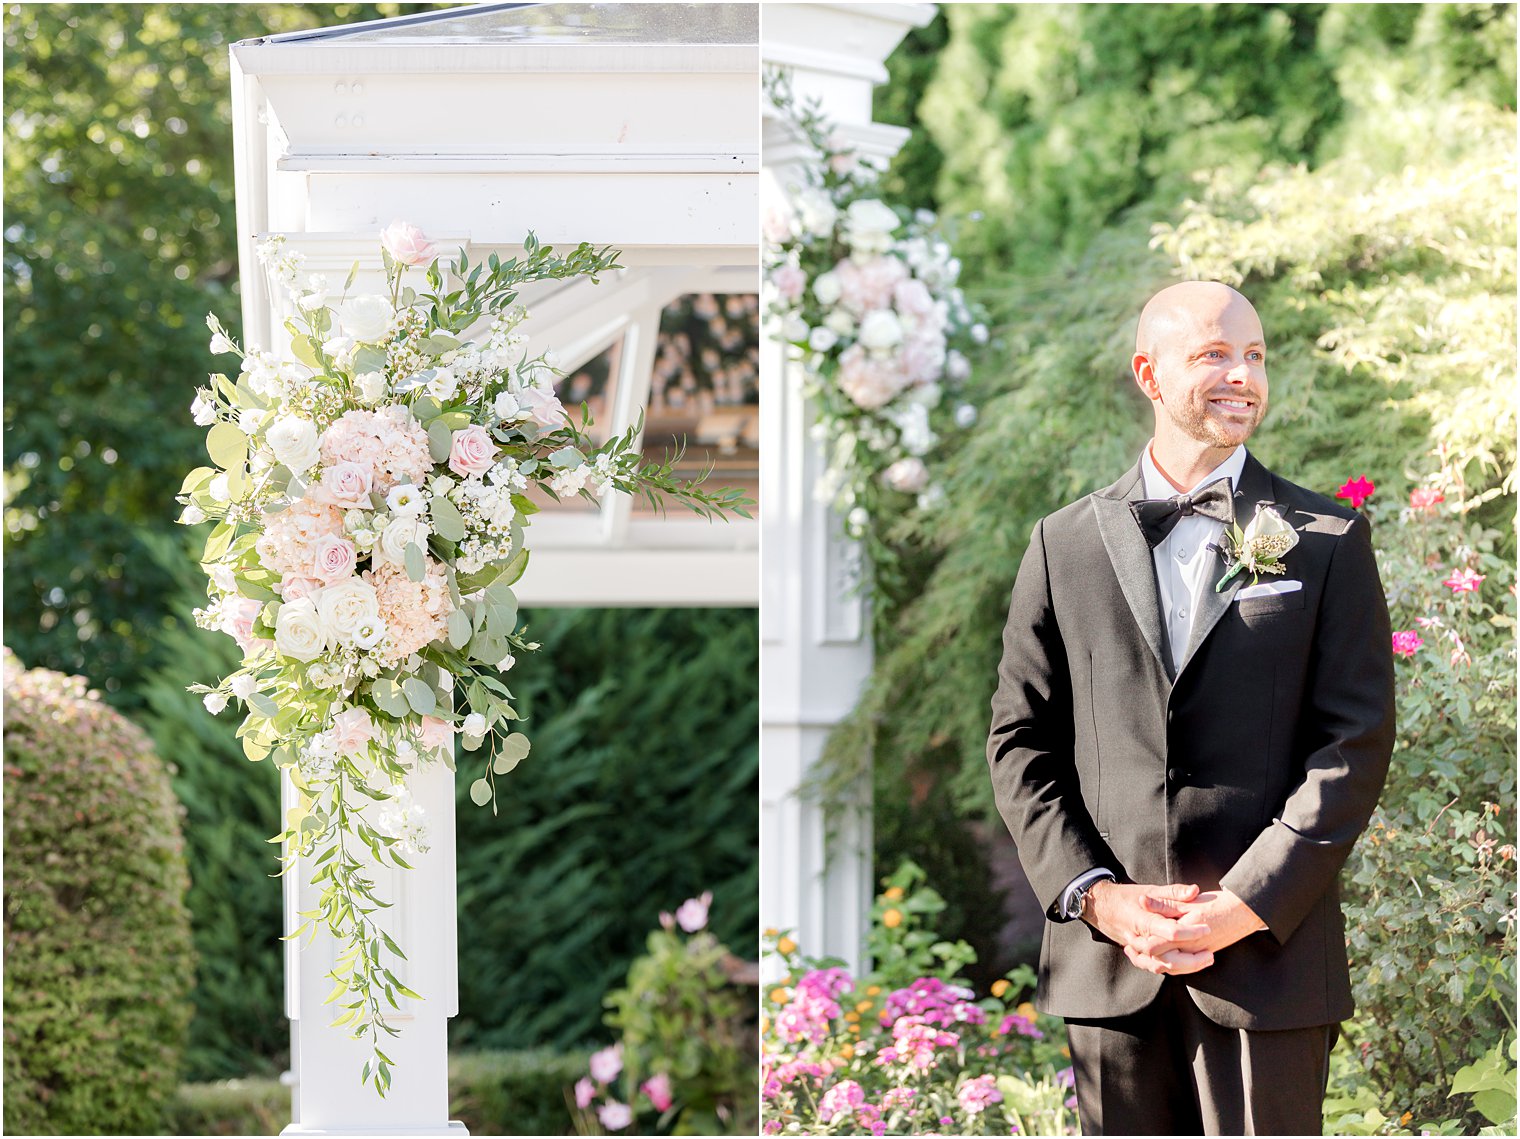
[[1235, 590, 1307, 621]]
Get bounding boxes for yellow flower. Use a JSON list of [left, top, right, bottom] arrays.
[[764, 927, 779, 938], [1017, 1001, 1037, 1020], [884, 886, 905, 901], [770, 987, 791, 1005], [839, 1043, 855, 1060], [776, 936, 797, 956], [856, 1000, 873, 1012], [866, 985, 881, 996], [1061, 1045, 1071, 1059], [760, 1015, 770, 1035], [991, 979, 1011, 998], [1400, 1112, 1413, 1126], [845, 1011, 860, 1023], [883, 908, 903, 928]]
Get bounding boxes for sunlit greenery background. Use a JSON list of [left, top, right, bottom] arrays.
[[846, 3, 1515, 1132], [4, 4, 757, 1133]]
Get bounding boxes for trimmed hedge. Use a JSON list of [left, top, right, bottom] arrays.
[[3, 649, 196, 1134]]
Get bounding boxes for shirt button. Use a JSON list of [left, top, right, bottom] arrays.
[[1176, 548, 1188, 560], [1178, 607, 1188, 620]]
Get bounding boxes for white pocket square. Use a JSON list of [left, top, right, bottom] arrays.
[[1235, 580, 1302, 601]]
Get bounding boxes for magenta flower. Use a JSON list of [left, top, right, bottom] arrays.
[[1336, 475, 1375, 508], [641, 1072, 673, 1113], [597, 1101, 633, 1131], [674, 890, 712, 932], [996, 1011, 1045, 1039], [957, 1074, 1003, 1115], [574, 1076, 596, 1109], [1391, 630, 1424, 658], [589, 1043, 623, 1083], [1442, 567, 1485, 593], [819, 1079, 866, 1123]]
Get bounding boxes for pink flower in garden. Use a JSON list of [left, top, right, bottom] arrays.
[[836, 255, 909, 315], [641, 1072, 673, 1112], [881, 1087, 916, 1110], [819, 1079, 866, 1123], [574, 1077, 596, 1109], [1410, 487, 1445, 512], [331, 707, 376, 756], [380, 220, 436, 267], [1056, 1066, 1075, 1088], [674, 890, 712, 932], [958, 1074, 1003, 1115], [996, 1011, 1044, 1039], [1391, 630, 1424, 658], [763, 1121, 783, 1136], [873, 1015, 959, 1071], [882, 977, 987, 1028], [597, 1101, 632, 1131], [770, 265, 807, 302], [589, 1043, 623, 1084], [1442, 567, 1485, 593], [893, 277, 936, 318], [448, 424, 499, 479], [1336, 475, 1375, 508]]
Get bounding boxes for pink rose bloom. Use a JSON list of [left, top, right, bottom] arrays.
[[597, 1102, 632, 1132], [517, 385, 567, 431], [770, 265, 807, 301], [589, 1043, 623, 1084], [883, 457, 929, 494], [641, 1072, 673, 1112], [762, 205, 796, 245], [417, 715, 454, 757], [448, 424, 498, 478], [331, 707, 375, 756], [380, 220, 435, 267], [837, 344, 908, 410], [819, 1080, 866, 1123], [894, 277, 936, 317], [674, 890, 712, 933], [573, 1077, 596, 1109], [223, 597, 264, 653], [312, 536, 358, 584], [279, 574, 325, 603], [836, 255, 909, 315], [1409, 487, 1445, 511], [1442, 567, 1485, 593], [315, 461, 374, 508]]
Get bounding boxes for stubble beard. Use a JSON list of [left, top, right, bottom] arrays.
[[1166, 390, 1265, 450]]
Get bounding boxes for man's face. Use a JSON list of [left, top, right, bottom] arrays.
[[1139, 297, 1269, 449]]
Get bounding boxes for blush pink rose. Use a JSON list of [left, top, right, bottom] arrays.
[[223, 597, 263, 653], [448, 424, 498, 478], [641, 1073, 673, 1113], [312, 536, 358, 584], [837, 344, 908, 410], [893, 277, 936, 318], [883, 456, 930, 493], [316, 461, 374, 508], [279, 574, 324, 602], [517, 385, 567, 430], [837, 255, 908, 315], [331, 707, 375, 756], [379, 220, 435, 267], [770, 265, 807, 301], [418, 715, 455, 757]]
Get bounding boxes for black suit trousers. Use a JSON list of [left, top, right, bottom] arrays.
[[1065, 979, 1337, 1136]]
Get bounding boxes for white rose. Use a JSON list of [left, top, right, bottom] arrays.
[[844, 199, 900, 254], [203, 691, 229, 714], [274, 598, 327, 662], [794, 187, 838, 237], [356, 371, 388, 405], [209, 563, 238, 593], [808, 326, 839, 353], [268, 416, 321, 473], [230, 674, 258, 700], [857, 310, 904, 352], [493, 391, 521, 421], [462, 713, 487, 736], [341, 295, 393, 343], [386, 483, 426, 516], [825, 310, 855, 337], [377, 516, 424, 567], [813, 271, 843, 307], [318, 578, 381, 641]]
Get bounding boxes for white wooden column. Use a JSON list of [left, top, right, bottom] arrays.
[[759, 3, 935, 978]]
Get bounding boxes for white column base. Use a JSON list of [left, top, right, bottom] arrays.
[[282, 1122, 469, 1136]]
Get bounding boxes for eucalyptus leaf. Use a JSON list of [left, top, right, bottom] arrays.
[[447, 608, 472, 650], [412, 395, 442, 423], [371, 680, 410, 718], [401, 677, 435, 715], [548, 445, 584, 469], [493, 733, 530, 775], [207, 423, 248, 469], [430, 495, 466, 542], [353, 344, 387, 375], [247, 692, 279, 717], [468, 778, 492, 807], [404, 542, 426, 582], [427, 420, 453, 463]]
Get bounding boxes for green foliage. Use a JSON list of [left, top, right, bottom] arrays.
[[135, 534, 286, 1082], [2, 2, 428, 703], [595, 915, 758, 1134], [166, 1049, 594, 1136], [451, 606, 758, 1054], [1341, 488, 1516, 1126], [3, 649, 196, 1134]]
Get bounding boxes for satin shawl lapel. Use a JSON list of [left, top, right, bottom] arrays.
[[1091, 461, 1170, 678], [1177, 451, 1277, 676]]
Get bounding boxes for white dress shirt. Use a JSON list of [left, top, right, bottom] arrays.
[[1057, 443, 1248, 920]]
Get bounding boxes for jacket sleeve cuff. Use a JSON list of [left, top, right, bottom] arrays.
[[1219, 818, 1349, 944], [1053, 867, 1118, 922]]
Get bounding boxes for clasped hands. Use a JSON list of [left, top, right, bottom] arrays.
[[1080, 881, 1267, 976]]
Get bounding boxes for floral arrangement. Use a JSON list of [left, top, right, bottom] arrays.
[[762, 72, 987, 591], [762, 862, 1078, 1136], [178, 222, 747, 1094], [574, 892, 757, 1135]]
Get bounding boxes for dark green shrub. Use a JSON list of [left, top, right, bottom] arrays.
[[3, 649, 196, 1134], [449, 1049, 591, 1136]]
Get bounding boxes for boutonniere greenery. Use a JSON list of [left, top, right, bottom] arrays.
[[1216, 504, 1300, 591]]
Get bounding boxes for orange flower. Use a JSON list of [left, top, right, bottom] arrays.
[[990, 979, 1011, 998], [1061, 1045, 1071, 1058], [856, 1000, 873, 1013], [776, 936, 797, 956], [764, 927, 779, 938], [760, 1014, 770, 1034], [770, 987, 791, 1005], [845, 1011, 860, 1023], [849, 1022, 861, 1035], [884, 886, 905, 901], [1400, 1112, 1413, 1126], [1017, 1002, 1037, 1020], [865, 985, 881, 996], [839, 1043, 855, 1060], [882, 908, 903, 928]]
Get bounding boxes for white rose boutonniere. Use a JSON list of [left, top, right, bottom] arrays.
[[1216, 505, 1299, 591]]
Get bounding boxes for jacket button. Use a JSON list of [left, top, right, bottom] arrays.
[[1167, 767, 1181, 782]]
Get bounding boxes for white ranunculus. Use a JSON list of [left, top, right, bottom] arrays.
[[812, 271, 843, 307], [386, 483, 426, 516], [274, 598, 327, 662], [267, 415, 321, 473], [844, 199, 900, 254], [356, 371, 388, 405], [230, 674, 258, 700], [857, 310, 905, 352], [782, 314, 809, 343], [317, 578, 381, 642], [341, 295, 393, 343], [808, 326, 839, 353]]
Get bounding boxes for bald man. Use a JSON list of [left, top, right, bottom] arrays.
[[987, 282, 1395, 1135]]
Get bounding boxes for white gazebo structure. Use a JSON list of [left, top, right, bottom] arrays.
[[759, 3, 935, 977], [229, 4, 757, 1131]]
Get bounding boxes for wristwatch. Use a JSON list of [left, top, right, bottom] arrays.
[[1070, 874, 1115, 921]]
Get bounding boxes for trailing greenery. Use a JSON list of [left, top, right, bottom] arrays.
[[2, 2, 431, 705], [3, 649, 196, 1135]]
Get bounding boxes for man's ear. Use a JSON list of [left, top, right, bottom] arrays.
[[1132, 352, 1161, 401]]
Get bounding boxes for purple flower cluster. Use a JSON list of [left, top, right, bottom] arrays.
[[881, 976, 988, 1028], [996, 1011, 1045, 1039], [873, 1014, 961, 1071], [774, 967, 853, 1045]]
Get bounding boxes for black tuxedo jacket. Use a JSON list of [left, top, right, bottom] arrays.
[[986, 451, 1395, 1030]]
